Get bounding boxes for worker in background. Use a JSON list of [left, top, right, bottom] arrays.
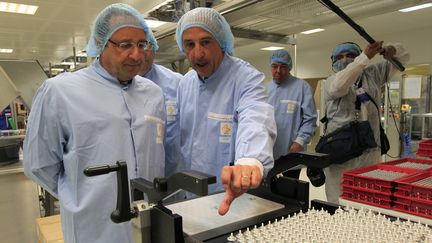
[[139, 42, 183, 177], [175, 7, 277, 216], [24, 4, 166, 243], [267, 50, 317, 179], [322, 41, 409, 203]]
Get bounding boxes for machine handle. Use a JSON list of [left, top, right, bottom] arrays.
[[84, 161, 137, 223], [84, 164, 119, 176]]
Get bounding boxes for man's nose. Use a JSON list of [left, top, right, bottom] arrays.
[[192, 44, 205, 58], [128, 46, 143, 60]]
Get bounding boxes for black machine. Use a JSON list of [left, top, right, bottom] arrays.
[[84, 152, 333, 243]]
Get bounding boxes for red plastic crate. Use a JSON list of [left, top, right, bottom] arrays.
[[341, 185, 392, 209], [393, 198, 432, 219], [342, 164, 419, 194], [394, 170, 432, 203], [341, 181, 393, 195], [417, 149, 432, 158], [381, 158, 432, 170], [419, 139, 432, 149], [417, 140, 432, 158]]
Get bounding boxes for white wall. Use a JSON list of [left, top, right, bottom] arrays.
[[243, 25, 432, 82]]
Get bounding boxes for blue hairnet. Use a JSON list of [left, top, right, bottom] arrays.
[[270, 50, 292, 70], [175, 7, 234, 54], [86, 3, 159, 57], [331, 42, 361, 63]]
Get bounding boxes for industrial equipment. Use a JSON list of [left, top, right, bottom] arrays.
[[84, 152, 332, 242], [398, 74, 432, 157], [0, 59, 46, 165]]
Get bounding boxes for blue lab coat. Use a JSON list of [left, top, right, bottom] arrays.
[[144, 64, 182, 177], [267, 76, 317, 160], [24, 60, 166, 243], [177, 54, 276, 192]]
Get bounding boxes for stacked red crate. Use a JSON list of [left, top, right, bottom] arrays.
[[342, 158, 432, 215], [393, 170, 432, 219], [341, 163, 420, 208], [417, 139, 432, 159]]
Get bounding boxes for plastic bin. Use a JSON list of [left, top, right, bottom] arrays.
[[381, 157, 432, 170], [417, 139, 432, 158], [394, 170, 432, 203], [393, 198, 432, 219], [342, 164, 419, 194], [0, 142, 20, 164], [341, 185, 392, 209]]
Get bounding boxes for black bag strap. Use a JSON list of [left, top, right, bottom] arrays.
[[321, 71, 388, 141], [357, 80, 389, 152], [321, 87, 361, 134], [363, 91, 386, 134], [320, 99, 343, 134]]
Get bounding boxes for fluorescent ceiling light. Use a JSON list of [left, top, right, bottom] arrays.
[[0, 1, 38, 15], [146, 19, 168, 28], [0, 48, 13, 53], [399, 3, 432, 12], [301, 28, 325, 34], [260, 46, 285, 51]]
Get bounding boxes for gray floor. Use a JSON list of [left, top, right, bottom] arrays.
[[0, 164, 40, 243]]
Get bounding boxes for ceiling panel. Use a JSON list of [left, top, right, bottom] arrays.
[[0, 0, 431, 69]]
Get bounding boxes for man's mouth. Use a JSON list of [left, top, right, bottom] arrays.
[[195, 61, 208, 68], [124, 63, 140, 67]]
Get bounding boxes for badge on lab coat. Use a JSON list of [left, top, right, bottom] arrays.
[[281, 100, 298, 114], [166, 101, 177, 122], [219, 122, 232, 143], [156, 123, 164, 144]]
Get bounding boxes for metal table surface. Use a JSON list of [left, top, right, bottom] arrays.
[[166, 193, 284, 236]]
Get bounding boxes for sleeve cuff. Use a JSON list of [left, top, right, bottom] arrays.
[[356, 52, 371, 67], [235, 158, 264, 177], [294, 137, 306, 147]]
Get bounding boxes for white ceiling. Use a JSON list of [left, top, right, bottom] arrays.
[[0, 0, 431, 70]]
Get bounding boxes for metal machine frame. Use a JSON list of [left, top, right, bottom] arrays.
[[84, 152, 332, 243]]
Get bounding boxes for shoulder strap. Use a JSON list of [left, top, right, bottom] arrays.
[[364, 91, 386, 134], [321, 78, 364, 134], [356, 77, 380, 113], [320, 99, 342, 134]]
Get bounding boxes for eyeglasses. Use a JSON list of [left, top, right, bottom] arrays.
[[108, 39, 153, 52]]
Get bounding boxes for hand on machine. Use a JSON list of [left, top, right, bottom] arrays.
[[219, 164, 262, 215]]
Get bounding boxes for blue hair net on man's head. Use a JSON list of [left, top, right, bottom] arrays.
[[175, 7, 234, 54], [270, 50, 292, 70], [86, 3, 159, 57], [331, 42, 362, 63]]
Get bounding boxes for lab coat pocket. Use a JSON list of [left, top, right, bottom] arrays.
[[208, 112, 233, 161], [165, 100, 177, 122], [280, 100, 299, 114]]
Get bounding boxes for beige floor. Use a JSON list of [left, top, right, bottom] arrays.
[[299, 167, 327, 205], [0, 169, 40, 243]]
